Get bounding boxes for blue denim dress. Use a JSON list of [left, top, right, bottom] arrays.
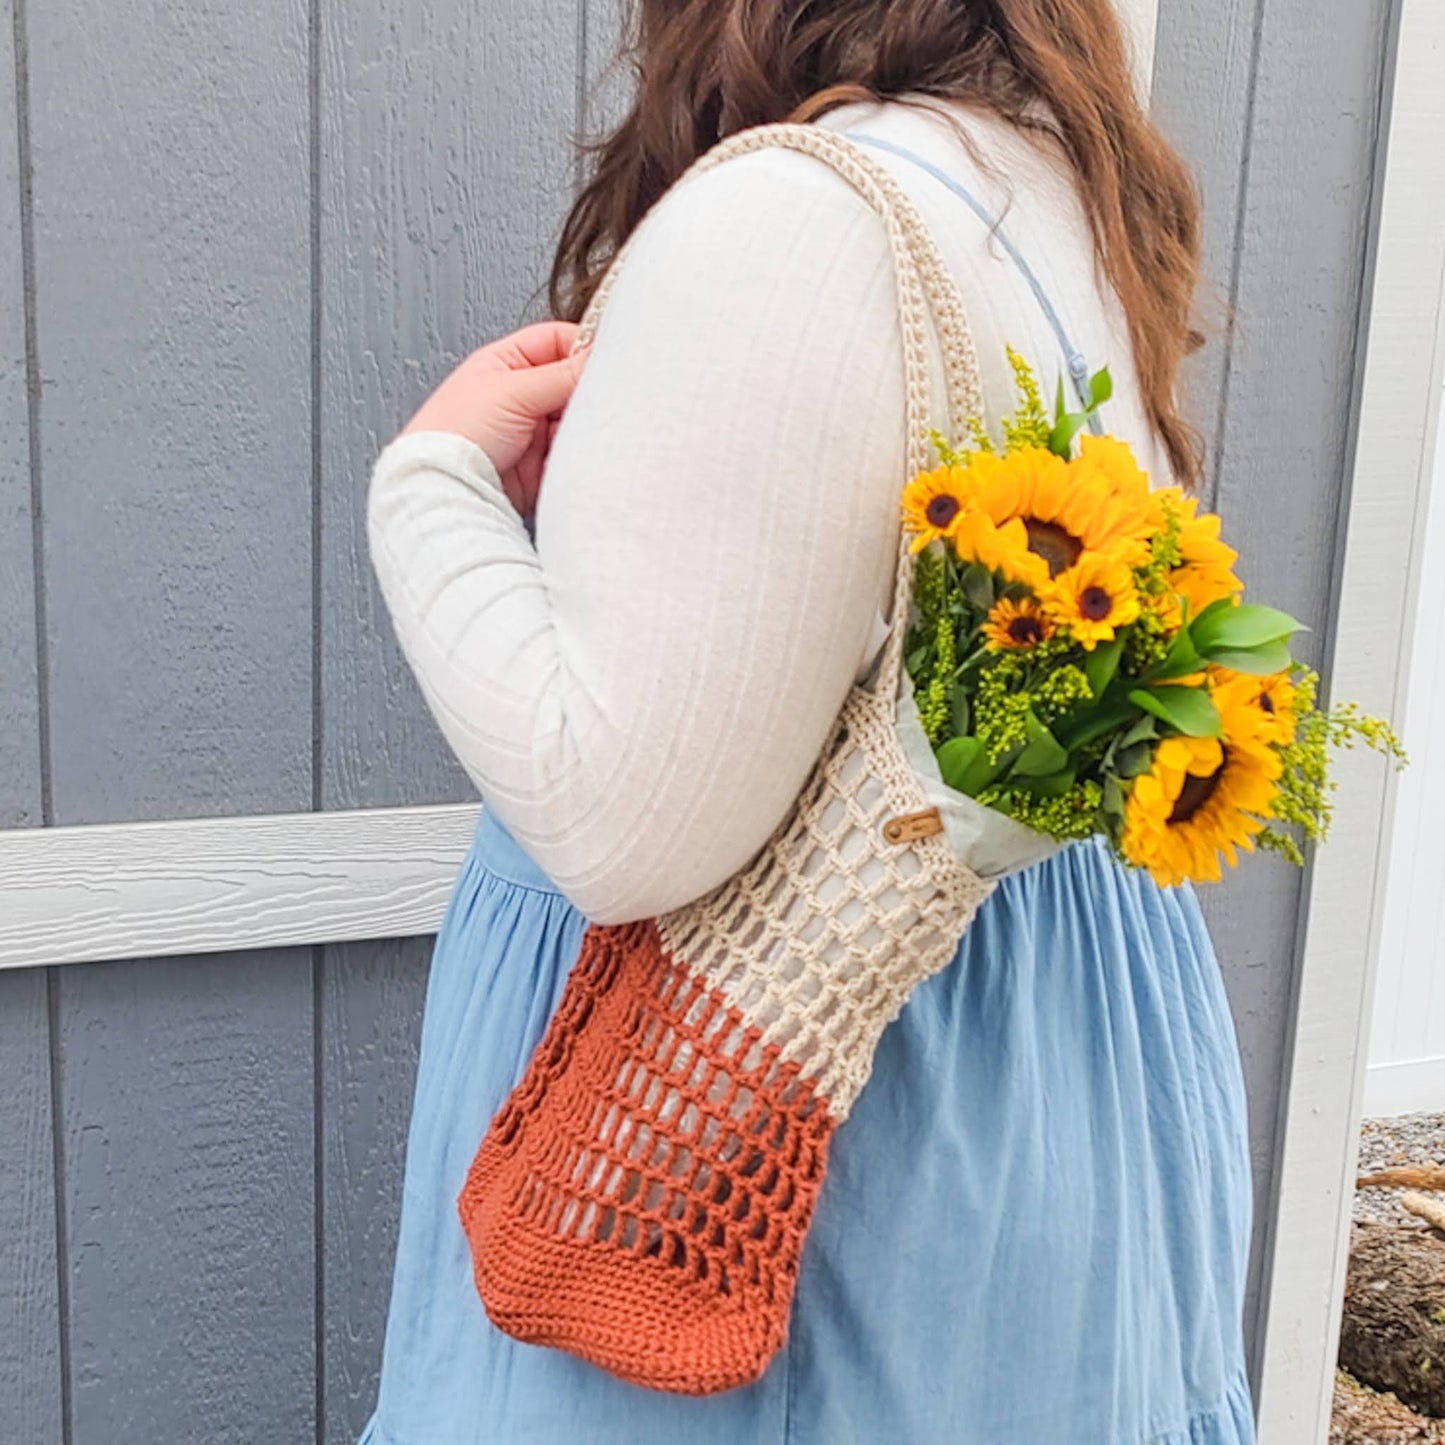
[[357, 803, 1256, 1444]]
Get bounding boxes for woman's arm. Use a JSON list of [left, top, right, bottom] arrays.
[[366, 148, 911, 923]]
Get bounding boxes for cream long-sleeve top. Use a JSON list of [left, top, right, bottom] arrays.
[[365, 96, 1173, 925]]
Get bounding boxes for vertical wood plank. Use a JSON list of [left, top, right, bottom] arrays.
[[1153, 0, 1393, 1388], [581, 0, 631, 148], [318, 0, 582, 815], [0, 968, 62, 1445], [1151, 0, 1265, 512], [1256, 0, 1445, 1430], [318, 937, 428, 1443], [0, 0, 40, 827], [0, 3, 62, 1439], [57, 953, 315, 1443], [316, 2, 583, 1437], [29, 5, 313, 826], [23, 0, 318, 1438]]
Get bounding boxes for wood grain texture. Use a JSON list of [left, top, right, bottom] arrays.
[[0, 803, 479, 969], [319, 937, 429, 1445], [1258, 1, 1445, 1434], [0, 0, 40, 827], [57, 951, 314, 1444], [0, 970, 62, 1445], [1151, 0, 1264, 513], [1206, 0, 1392, 1389], [1152, 0, 1393, 1392], [318, 0, 582, 813], [581, 0, 630, 148], [0, 6, 61, 1439], [316, 1, 582, 1434], [22, 0, 319, 1437], [26, 0, 312, 826]]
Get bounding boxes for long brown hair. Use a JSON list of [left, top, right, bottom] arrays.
[[551, 0, 1204, 487]]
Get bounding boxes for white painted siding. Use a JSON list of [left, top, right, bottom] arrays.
[[1369, 405, 1445, 1117]]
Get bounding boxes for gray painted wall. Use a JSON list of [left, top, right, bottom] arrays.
[[0, 0, 1391, 1438], [1152, 0, 1393, 1388]]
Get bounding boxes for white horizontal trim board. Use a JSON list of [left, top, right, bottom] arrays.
[[0, 803, 482, 970], [1365, 1055, 1445, 1119]]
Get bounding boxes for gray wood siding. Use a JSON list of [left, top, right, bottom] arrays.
[[0, 0, 1392, 1439], [1, 4, 62, 1443], [1153, 0, 1393, 1389], [314, 3, 581, 1438]]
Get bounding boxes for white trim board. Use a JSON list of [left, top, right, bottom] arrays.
[[1255, 0, 1445, 1439], [0, 804, 480, 969]]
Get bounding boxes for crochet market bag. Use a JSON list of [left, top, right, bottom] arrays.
[[458, 123, 995, 1396]]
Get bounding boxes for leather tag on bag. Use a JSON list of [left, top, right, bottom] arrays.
[[882, 807, 944, 844]]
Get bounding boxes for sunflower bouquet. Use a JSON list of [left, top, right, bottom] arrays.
[[900, 348, 1405, 888]]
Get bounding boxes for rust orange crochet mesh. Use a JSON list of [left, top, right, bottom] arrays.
[[458, 919, 835, 1395]]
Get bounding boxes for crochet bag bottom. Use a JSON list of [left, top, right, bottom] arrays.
[[457, 917, 837, 1395]]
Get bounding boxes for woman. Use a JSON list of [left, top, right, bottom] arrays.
[[359, 1, 1255, 1441]]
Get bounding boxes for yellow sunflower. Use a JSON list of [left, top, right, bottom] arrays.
[[1040, 550, 1141, 648], [951, 509, 1049, 589], [982, 596, 1054, 651], [1208, 665, 1298, 746], [1156, 488, 1244, 616], [961, 444, 1159, 580], [901, 464, 972, 554], [1120, 686, 1282, 887]]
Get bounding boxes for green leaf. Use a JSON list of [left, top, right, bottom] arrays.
[[1192, 602, 1307, 654], [1113, 740, 1155, 779], [1187, 596, 1236, 636], [906, 643, 928, 674], [961, 563, 995, 612], [1084, 636, 1125, 698], [1014, 765, 1077, 798], [949, 683, 970, 738], [1102, 774, 1126, 817], [937, 736, 996, 797], [1049, 411, 1087, 460], [1148, 626, 1202, 682], [1119, 714, 1159, 748], [1127, 685, 1222, 738], [1205, 638, 1294, 675], [1088, 366, 1113, 409], [1054, 692, 1140, 751], [1011, 713, 1069, 778], [1054, 373, 1067, 428]]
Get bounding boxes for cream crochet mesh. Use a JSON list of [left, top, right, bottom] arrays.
[[574, 124, 997, 1123]]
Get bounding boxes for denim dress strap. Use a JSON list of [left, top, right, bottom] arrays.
[[842, 129, 1104, 435]]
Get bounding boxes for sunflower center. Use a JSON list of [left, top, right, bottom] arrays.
[[926, 494, 960, 528], [1169, 753, 1226, 824], [1079, 586, 1113, 621], [1007, 615, 1044, 645], [1024, 519, 1084, 577]]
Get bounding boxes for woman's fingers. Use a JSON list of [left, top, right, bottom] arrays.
[[487, 320, 583, 370], [501, 349, 590, 424], [393, 322, 590, 490]]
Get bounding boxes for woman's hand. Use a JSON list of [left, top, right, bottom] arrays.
[[398, 320, 590, 518]]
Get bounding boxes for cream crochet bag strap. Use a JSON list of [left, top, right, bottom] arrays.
[[458, 123, 1000, 1398]]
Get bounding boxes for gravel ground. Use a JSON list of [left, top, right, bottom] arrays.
[[1332, 1370, 1445, 1444], [1355, 1112, 1445, 1225]]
